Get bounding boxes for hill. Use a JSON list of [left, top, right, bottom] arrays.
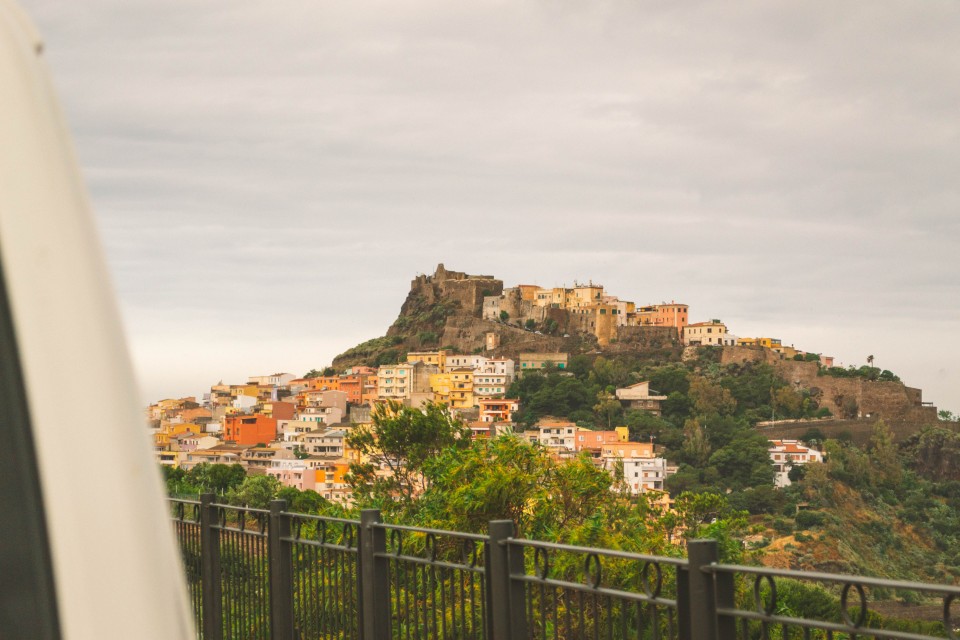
[[332, 264, 681, 369]]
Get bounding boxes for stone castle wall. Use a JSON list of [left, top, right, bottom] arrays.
[[720, 346, 937, 422]]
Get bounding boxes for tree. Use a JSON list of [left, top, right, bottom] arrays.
[[524, 318, 537, 330], [681, 418, 711, 466], [228, 475, 280, 509], [688, 376, 737, 417], [322, 366, 336, 377], [276, 487, 329, 514], [187, 463, 246, 494], [418, 436, 553, 534], [345, 401, 470, 513], [499, 310, 509, 322], [593, 390, 622, 429]]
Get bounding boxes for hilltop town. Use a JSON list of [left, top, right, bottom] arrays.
[[152, 265, 944, 510]]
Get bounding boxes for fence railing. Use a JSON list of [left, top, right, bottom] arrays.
[[170, 495, 960, 640]]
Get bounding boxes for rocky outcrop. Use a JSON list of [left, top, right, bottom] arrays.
[[333, 265, 682, 369]]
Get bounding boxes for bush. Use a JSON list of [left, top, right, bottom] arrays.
[[769, 516, 794, 536], [795, 510, 826, 529]]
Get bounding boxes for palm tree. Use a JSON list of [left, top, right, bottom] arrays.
[[867, 355, 874, 367]]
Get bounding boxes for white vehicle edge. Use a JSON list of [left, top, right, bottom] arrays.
[[0, 1, 194, 638]]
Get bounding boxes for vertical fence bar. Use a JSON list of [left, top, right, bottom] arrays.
[[488, 520, 526, 640], [714, 565, 736, 640], [687, 540, 719, 640], [360, 509, 389, 640], [677, 565, 691, 640], [200, 493, 223, 640], [269, 500, 294, 640]]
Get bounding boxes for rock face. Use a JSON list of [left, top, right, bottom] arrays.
[[392, 264, 503, 326]]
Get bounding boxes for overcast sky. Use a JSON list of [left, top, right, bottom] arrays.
[[21, 0, 960, 413]]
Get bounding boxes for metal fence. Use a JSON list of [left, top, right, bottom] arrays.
[[170, 495, 960, 640]]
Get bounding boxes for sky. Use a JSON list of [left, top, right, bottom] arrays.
[[20, 0, 960, 412]]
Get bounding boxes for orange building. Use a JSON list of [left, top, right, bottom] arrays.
[[339, 373, 378, 405], [656, 302, 688, 335], [305, 376, 340, 391], [259, 401, 296, 420], [223, 415, 278, 446], [479, 398, 519, 423], [575, 428, 627, 454]]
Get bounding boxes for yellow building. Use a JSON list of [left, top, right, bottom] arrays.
[[429, 369, 475, 409], [407, 349, 450, 369], [738, 337, 782, 349], [153, 422, 202, 449], [230, 384, 260, 398]]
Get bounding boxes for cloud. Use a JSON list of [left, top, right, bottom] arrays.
[[20, 0, 960, 410]]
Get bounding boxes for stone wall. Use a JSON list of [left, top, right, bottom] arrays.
[[720, 346, 938, 423], [756, 417, 954, 445], [611, 326, 680, 351], [403, 264, 503, 318]]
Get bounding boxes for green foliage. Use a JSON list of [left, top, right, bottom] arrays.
[[795, 510, 826, 529], [525, 318, 537, 330], [499, 310, 509, 321], [902, 426, 960, 482], [346, 401, 471, 517], [819, 365, 900, 383], [173, 463, 246, 495], [417, 331, 439, 345], [335, 334, 405, 366], [227, 474, 281, 509]]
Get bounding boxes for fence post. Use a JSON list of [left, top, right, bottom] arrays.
[[199, 492, 223, 640], [487, 520, 526, 640], [269, 500, 294, 640], [359, 509, 389, 640], [713, 558, 736, 640], [687, 539, 719, 640]]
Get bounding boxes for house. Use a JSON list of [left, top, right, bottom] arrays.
[[223, 414, 278, 446], [377, 362, 438, 403], [247, 373, 296, 387], [615, 382, 668, 416], [536, 420, 578, 452], [257, 401, 296, 420], [297, 405, 345, 426], [683, 320, 736, 346], [406, 350, 451, 370], [618, 457, 671, 494], [574, 428, 628, 455], [479, 398, 519, 423], [769, 440, 823, 487], [299, 428, 346, 458], [519, 353, 568, 374], [598, 441, 672, 495]]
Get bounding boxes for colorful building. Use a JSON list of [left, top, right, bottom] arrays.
[[478, 398, 519, 423], [223, 414, 278, 446], [519, 352, 568, 374], [683, 320, 735, 346]]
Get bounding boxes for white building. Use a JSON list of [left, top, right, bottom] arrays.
[[769, 440, 824, 487], [537, 421, 578, 451], [683, 321, 736, 346], [248, 373, 296, 387]]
